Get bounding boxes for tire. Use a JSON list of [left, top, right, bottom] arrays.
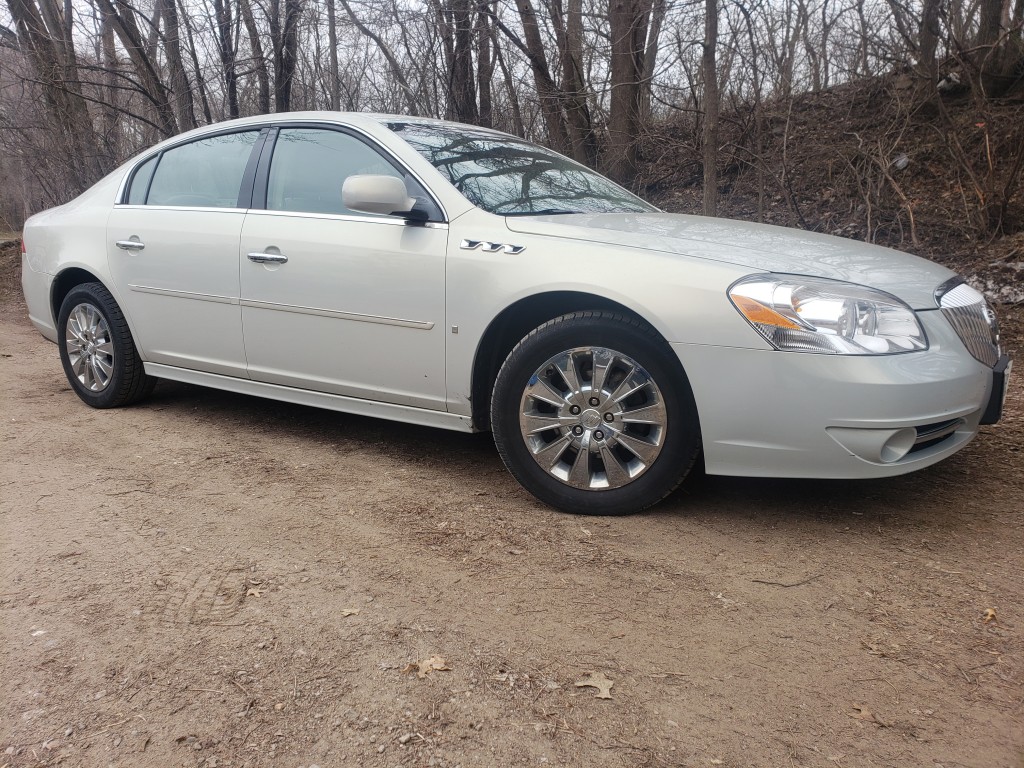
[[491, 311, 701, 515], [57, 282, 155, 408]]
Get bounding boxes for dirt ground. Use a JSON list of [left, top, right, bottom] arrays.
[[2, 242, 1022, 768]]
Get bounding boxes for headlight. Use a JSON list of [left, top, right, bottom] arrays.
[[729, 275, 927, 355]]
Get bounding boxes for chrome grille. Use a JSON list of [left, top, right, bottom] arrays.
[[936, 281, 1000, 367], [908, 418, 964, 454]]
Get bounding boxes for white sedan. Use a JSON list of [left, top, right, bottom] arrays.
[[20, 113, 1010, 514]]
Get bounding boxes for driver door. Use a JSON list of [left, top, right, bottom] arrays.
[[238, 127, 448, 410]]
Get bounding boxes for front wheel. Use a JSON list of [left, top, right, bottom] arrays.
[[491, 311, 701, 515], [57, 282, 155, 408]]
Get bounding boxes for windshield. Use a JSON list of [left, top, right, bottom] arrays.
[[387, 121, 658, 216]]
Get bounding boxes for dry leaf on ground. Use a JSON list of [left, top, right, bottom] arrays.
[[402, 655, 451, 679], [850, 706, 888, 727], [340, 608, 361, 617], [983, 608, 997, 624], [575, 671, 614, 699], [245, 588, 263, 598]]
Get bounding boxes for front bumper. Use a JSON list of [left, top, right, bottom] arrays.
[[674, 310, 1002, 479], [980, 354, 1011, 425]]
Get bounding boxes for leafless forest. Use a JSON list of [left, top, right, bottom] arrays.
[[1, 0, 1023, 255]]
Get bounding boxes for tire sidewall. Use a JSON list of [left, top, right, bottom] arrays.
[[492, 314, 701, 515], [57, 283, 134, 409]]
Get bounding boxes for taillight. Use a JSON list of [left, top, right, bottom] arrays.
[[21, 238, 26, 254]]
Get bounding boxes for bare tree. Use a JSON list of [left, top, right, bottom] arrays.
[[702, 0, 718, 215]]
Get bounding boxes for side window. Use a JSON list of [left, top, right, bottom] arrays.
[[266, 128, 440, 219], [126, 155, 157, 204], [146, 131, 260, 208]]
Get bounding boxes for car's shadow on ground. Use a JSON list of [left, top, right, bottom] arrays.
[[142, 379, 993, 536]]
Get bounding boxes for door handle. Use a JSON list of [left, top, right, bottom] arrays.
[[115, 239, 145, 252], [247, 252, 288, 264]]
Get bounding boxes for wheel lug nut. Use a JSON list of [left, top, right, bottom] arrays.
[[572, 426, 584, 436], [603, 412, 614, 422], [595, 430, 604, 440], [569, 405, 581, 415], [589, 397, 600, 406]]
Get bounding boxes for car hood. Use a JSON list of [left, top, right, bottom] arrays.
[[504, 213, 953, 309]]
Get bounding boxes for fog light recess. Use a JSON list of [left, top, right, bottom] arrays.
[[879, 428, 917, 463], [826, 426, 918, 464]]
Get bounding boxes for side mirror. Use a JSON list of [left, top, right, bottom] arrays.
[[342, 175, 419, 218]]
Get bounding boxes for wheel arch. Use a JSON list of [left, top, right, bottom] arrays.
[[470, 291, 682, 431], [51, 267, 111, 325]]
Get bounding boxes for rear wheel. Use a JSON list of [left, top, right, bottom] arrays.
[[58, 283, 155, 408], [491, 311, 701, 515]]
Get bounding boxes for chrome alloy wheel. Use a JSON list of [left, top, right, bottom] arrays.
[[64, 303, 115, 392], [519, 347, 668, 490]]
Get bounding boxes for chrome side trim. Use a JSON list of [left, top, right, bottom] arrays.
[[240, 298, 434, 330], [143, 363, 476, 433], [128, 284, 238, 305]]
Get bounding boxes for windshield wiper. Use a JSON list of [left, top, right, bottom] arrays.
[[501, 208, 580, 216]]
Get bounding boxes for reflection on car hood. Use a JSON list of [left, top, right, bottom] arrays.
[[504, 213, 954, 309]]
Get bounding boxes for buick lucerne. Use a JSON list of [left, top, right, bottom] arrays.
[[20, 113, 1011, 514]]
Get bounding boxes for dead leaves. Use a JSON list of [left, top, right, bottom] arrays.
[[403, 655, 451, 679], [849, 706, 888, 727], [982, 607, 997, 624], [575, 671, 614, 699], [340, 608, 361, 617]]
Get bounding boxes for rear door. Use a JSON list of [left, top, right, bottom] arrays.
[[106, 129, 264, 377]]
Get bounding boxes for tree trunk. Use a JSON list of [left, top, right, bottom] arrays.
[[240, 0, 271, 113], [212, 0, 239, 118], [606, 0, 650, 183], [509, 0, 571, 153], [158, 0, 196, 130], [92, 0, 178, 136], [178, 0, 213, 123], [475, 3, 495, 128], [918, 0, 941, 81], [449, 0, 479, 123], [556, 0, 597, 164], [640, 0, 666, 121], [325, 0, 340, 110], [702, 0, 719, 216], [8, 0, 105, 184]]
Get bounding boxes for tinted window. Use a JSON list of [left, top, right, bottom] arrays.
[[388, 122, 656, 215], [266, 128, 439, 219], [126, 155, 157, 204], [147, 131, 259, 207]]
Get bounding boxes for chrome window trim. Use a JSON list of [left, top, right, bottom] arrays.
[[258, 120, 449, 223], [242, 208, 447, 228], [114, 205, 249, 214], [114, 126, 266, 206], [112, 119, 448, 222]]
